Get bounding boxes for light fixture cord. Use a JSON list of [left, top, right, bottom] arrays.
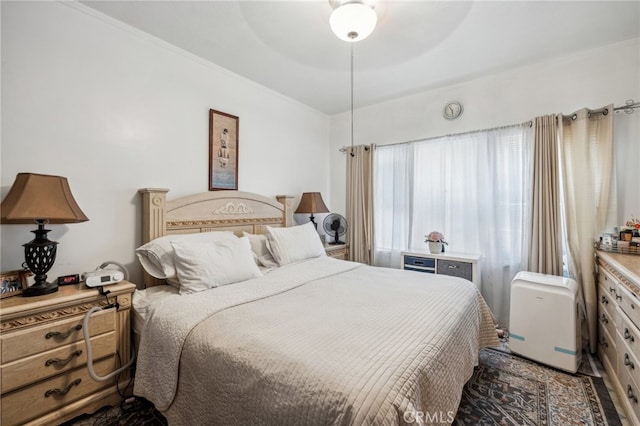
[[350, 42, 355, 157]]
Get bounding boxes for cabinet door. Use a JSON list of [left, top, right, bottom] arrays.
[[437, 259, 473, 281]]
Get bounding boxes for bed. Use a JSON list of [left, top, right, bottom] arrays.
[[132, 188, 499, 425]]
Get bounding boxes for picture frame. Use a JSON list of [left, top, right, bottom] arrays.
[[0, 269, 30, 299], [209, 109, 239, 191]]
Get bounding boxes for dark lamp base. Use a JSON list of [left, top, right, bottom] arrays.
[[22, 282, 58, 297]]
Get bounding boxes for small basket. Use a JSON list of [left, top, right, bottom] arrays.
[[594, 241, 640, 255]]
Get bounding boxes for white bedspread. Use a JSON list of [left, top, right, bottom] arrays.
[[134, 257, 498, 425]]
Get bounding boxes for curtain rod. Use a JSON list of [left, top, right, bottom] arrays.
[[339, 121, 529, 152], [339, 98, 639, 152]]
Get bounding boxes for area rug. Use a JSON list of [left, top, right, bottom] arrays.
[[454, 347, 621, 425], [64, 348, 621, 426]]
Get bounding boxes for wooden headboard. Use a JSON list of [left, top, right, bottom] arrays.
[[139, 188, 295, 287]]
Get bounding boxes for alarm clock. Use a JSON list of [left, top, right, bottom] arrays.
[[443, 101, 463, 120]]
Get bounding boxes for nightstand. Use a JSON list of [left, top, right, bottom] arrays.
[[0, 281, 136, 426], [401, 250, 481, 290], [325, 243, 349, 261]]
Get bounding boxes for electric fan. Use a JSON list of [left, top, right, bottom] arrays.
[[323, 213, 348, 245]]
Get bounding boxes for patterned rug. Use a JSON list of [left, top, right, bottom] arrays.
[[64, 348, 621, 426]]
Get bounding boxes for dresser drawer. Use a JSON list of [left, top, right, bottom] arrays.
[[619, 362, 640, 422], [1, 309, 115, 364], [1, 355, 115, 426], [403, 256, 435, 272], [617, 306, 640, 357], [598, 323, 617, 375], [618, 283, 640, 329], [618, 331, 640, 388], [1, 332, 115, 394], [598, 284, 616, 319], [437, 259, 473, 282], [599, 269, 620, 299]]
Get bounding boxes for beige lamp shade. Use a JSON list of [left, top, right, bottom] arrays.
[[295, 192, 329, 214], [1, 173, 89, 224]]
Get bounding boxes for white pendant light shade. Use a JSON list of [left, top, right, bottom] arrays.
[[330, 2, 377, 42]]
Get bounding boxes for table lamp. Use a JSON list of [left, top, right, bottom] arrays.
[[295, 192, 329, 229], [1, 173, 89, 296]]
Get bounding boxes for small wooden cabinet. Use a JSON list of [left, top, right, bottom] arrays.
[[400, 250, 481, 290], [0, 281, 136, 426], [325, 243, 349, 261], [596, 251, 640, 425]]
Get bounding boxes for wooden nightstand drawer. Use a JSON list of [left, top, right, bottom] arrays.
[[1, 332, 115, 393], [1, 356, 115, 426], [1, 309, 115, 364], [324, 243, 349, 261]]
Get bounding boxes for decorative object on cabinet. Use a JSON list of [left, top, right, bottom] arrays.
[[323, 213, 347, 245], [209, 109, 239, 191], [0, 281, 136, 426], [401, 249, 481, 290], [425, 231, 448, 253], [595, 250, 640, 425], [328, 0, 377, 43], [0, 173, 89, 297], [0, 269, 30, 299], [295, 192, 329, 229], [324, 243, 349, 261]]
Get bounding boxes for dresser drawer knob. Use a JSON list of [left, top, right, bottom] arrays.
[[628, 385, 639, 403], [45, 350, 83, 367], [632, 303, 636, 310], [448, 265, 458, 269], [624, 328, 635, 343], [45, 324, 82, 340], [601, 314, 608, 324], [600, 337, 608, 348], [44, 378, 81, 397], [617, 295, 623, 301], [625, 353, 635, 370], [601, 295, 609, 305]]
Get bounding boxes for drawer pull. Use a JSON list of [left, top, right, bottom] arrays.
[[45, 324, 82, 340], [617, 295, 623, 301], [624, 328, 635, 343], [625, 353, 635, 370], [44, 378, 81, 397], [601, 295, 609, 305], [609, 286, 615, 294], [45, 350, 83, 367], [632, 303, 636, 310], [601, 314, 608, 324], [600, 337, 608, 348], [414, 261, 424, 265], [628, 385, 638, 403], [448, 265, 458, 269]]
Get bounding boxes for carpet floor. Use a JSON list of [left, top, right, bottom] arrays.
[[63, 348, 621, 425]]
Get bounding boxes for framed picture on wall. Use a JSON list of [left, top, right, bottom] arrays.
[[0, 269, 31, 299], [209, 109, 239, 191]]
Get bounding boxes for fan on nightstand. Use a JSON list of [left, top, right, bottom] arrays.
[[323, 213, 348, 245]]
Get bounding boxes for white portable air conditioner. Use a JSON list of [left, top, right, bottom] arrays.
[[509, 271, 581, 373]]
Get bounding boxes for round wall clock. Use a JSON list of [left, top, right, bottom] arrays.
[[443, 101, 463, 120]]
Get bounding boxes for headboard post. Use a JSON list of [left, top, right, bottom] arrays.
[[277, 195, 295, 227], [139, 188, 170, 244]]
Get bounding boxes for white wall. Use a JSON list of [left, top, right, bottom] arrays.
[[0, 2, 330, 286], [329, 38, 640, 226]]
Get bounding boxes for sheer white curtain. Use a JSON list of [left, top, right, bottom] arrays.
[[373, 125, 533, 329]]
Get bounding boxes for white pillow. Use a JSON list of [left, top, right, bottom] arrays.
[[242, 232, 279, 268], [136, 231, 237, 280], [171, 236, 262, 295], [265, 222, 326, 266]]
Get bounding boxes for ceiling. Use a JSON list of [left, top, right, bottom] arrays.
[[80, 1, 640, 115]]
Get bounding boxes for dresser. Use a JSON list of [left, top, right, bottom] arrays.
[[400, 250, 481, 290], [325, 243, 349, 261], [596, 251, 640, 425], [0, 281, 136, 426]]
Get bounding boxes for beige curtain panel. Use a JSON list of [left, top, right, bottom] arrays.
[[559, 105, 614, 354], [346, 144, 374, 264], [528, 115, 563, 275]]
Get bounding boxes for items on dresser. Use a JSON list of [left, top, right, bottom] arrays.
[[596, 251, 640, 425], [400, 250, 481, 290], [0, 281, 135, 426]]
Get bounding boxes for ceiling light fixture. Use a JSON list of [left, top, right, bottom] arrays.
[[329, 1, 377, 43]]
